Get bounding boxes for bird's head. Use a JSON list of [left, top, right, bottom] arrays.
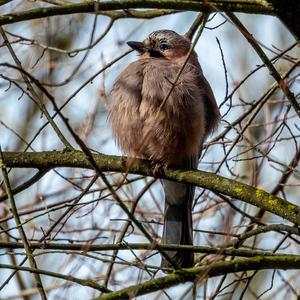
[[127, 30, 196, 63]]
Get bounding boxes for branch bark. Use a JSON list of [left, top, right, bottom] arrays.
[[0, 264, 110, 293], [266, 0, 300, 41], [2, 150, 300, 225], [1, 241, 298, 258], [0, 1, 275, 26], [95, 255, 300, 299]]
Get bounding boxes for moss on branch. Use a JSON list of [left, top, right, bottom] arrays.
[[266, 0, 300, 41], [95, 255, 300, 299], [0, 1, 275, 26], [2, 150, 300, 226]]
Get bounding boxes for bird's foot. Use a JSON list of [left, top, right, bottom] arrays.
[[152, 162, 165, 178]]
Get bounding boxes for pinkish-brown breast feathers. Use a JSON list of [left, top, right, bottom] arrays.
[[109, 58, 213, 166]]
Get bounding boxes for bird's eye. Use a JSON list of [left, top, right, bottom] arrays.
[[160, 43, 170, 51]]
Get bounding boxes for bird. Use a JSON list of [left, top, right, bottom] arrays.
[[109, 30, 220, 268]]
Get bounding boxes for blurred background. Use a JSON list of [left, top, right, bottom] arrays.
[[0, 1, 300, 299]]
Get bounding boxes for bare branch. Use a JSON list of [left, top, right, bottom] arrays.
[[1, 150, 300, 226]]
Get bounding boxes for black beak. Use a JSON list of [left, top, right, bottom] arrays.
[[127, 41, 145, 53]]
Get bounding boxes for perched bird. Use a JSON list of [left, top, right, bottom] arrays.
[[109, 30, 220, 268]]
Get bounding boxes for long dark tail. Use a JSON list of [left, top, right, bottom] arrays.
[[161, 156, 196, 268]]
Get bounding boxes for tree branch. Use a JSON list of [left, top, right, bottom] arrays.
[[0, 263, 110, 293], [95, 255, 300, 299], [2, 150, 300, 226], [0, 1, 275, 26], [1, 241, 298, 258], [0, 152, 47, 299], [266, 0, 300, 41], [227, 13, 300, 118]]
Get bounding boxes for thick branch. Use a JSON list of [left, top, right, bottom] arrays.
[[2, 150, 300, 225], [266, 0, 300, 41], [95, 255, 300, 299], [0, 1, 275, 26]]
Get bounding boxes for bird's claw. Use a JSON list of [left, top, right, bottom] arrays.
[[152, 162, 164, 177]]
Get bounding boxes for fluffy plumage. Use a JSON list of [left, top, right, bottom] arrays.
[[109, 30, 220, 268]]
